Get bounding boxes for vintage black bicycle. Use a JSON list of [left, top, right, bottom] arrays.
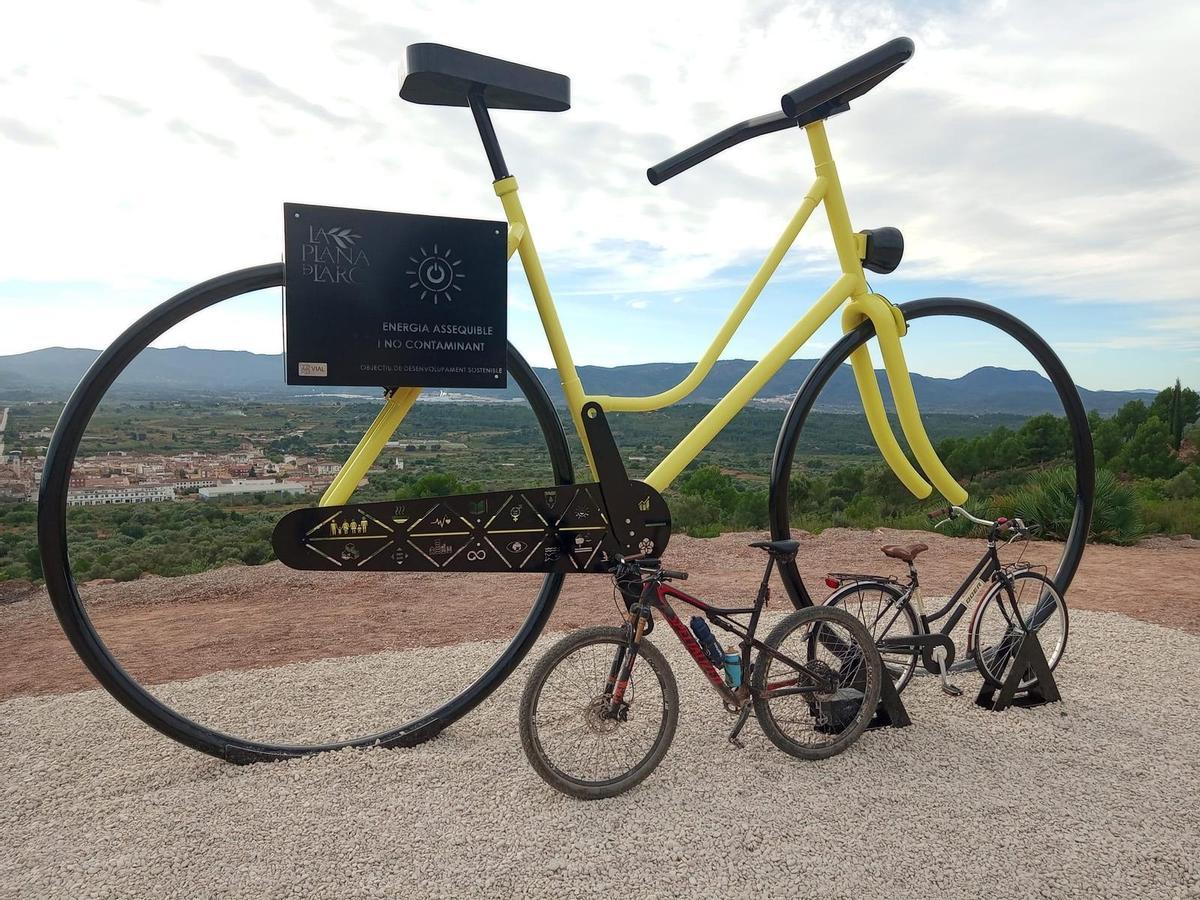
[[822, 506, 1068, 695], [520, 542, 883, 799]]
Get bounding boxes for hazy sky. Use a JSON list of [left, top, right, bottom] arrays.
[[1, 0, 1197, 391]]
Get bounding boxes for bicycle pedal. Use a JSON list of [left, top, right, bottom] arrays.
[[935, 656, 963, 697]]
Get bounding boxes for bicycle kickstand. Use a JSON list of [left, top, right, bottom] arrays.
[[728, 702, 753, 749]]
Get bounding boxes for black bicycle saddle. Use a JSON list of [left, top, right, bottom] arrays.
[[401, 43, 570, 112]]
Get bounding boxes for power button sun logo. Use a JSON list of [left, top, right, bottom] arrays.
[[407, 244, 464, 305]]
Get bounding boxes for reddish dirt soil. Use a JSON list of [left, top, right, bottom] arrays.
[[1, 528, 1197, 700]]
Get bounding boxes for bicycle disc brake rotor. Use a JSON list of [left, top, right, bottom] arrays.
[[584, 696, 623, 734]]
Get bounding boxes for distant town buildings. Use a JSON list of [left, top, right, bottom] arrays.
[[0, 439, 369, 506]]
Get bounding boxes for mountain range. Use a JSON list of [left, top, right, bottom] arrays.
[[0, 346, 1151, 415]]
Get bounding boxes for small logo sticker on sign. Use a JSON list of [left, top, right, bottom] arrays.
[[298, 362, 328, 377]]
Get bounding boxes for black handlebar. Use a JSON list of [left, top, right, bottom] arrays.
[[780, 37, 914, 118], [646, 37, 915, 186], [647, 111, 796, 186]]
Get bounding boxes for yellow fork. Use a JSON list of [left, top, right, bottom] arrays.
[[842, 295, 968, 505]]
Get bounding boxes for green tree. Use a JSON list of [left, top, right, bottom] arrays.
[[1151, 380, 1199, 451], [24, 546, 44, 581], [1120, 416, 1181, 479], [1113, 400, 1149, 438], [829, 465, 865, 502], [1018, 414, 1070, 464], [1164, 467, 1199, 500], [1091, 419, 1124, 467]]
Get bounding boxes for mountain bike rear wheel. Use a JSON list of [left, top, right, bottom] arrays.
[[36, 264, 573, 763], [770, 297, 1095, 610], [823, 580, 920, 691], [753, 606, 882, 760]]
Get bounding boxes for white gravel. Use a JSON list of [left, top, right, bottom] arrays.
[[3, 609, 1198, 899]]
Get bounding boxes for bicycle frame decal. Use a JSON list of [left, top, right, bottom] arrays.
[[320, 121, 971, 509]]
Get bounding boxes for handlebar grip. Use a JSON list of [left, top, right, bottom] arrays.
[[647, 111, 795, 185], [926, 507, 951, 522], [660, 568, 688, 581]]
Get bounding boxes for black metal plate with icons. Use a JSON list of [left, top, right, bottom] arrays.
[[283, 203, 507, 388], [271, 481, 671, 574]]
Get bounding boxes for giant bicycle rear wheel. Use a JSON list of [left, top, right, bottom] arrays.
[[770, 298, 1094, 610], [36, 264, 574, 763]]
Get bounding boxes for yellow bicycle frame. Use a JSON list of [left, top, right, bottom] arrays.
[[322, 120, 967, 508]]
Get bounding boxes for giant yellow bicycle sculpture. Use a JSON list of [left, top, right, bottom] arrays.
[[39, 38, 1093, 762]]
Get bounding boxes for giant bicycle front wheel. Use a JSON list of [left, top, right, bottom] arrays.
[[36, 264, 574, 763], [770, 298, 1094, 610]]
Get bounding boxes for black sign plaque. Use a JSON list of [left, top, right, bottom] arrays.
[[283, 203, 507, 388]]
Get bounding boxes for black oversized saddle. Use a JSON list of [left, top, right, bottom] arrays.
[[400, 43, 570, 112]]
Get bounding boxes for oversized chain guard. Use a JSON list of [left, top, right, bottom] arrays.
[[271, 481, 671, 574]]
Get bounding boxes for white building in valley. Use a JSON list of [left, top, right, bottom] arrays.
[[66, 485, 177, 506], [198, 480, 306, 500]]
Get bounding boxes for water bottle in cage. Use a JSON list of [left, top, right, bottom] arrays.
[[689, 616, 725, 669]]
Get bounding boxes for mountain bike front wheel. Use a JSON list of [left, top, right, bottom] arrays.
[[519, 626, 679, 800], [770, 297, 1095, 610], [36, 264, 574, 763], [969, 571, 1068, 689]]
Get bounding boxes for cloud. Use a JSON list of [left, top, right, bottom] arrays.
[[200, 55, 355, 127], [627, 298, 649, 310], [0, 0, 1195, 389], [0, 117, 54, 146], [167, 119, 237, 156], [101, 95, 150, 117]]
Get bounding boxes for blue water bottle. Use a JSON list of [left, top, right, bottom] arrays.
[[724, 647, 742, 688]]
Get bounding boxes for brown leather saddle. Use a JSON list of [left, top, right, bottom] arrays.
[[880, 543, 928, 563]]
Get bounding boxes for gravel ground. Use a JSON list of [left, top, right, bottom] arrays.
[[3, 609, 1198, 899]]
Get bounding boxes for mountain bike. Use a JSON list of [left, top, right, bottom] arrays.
[[822, 506, 1068, 694], [37, 36, 1093, 763], [520, 542, 882, 799]]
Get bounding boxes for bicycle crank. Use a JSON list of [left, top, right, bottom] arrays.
[[271, 481, 671, 574]]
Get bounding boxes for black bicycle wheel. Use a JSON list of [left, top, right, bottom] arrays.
[[970, 571, 1069, 689], [824, 580, 920, 691], [36, 264, 573, 763], [752, 606, 881, 760], [519, 626, 679, 800], [770, 298, 1094, 610]]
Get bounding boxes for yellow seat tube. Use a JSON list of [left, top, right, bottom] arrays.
[[319, 387, 421, 507], [844, 296, 968, 505], [494, 175, 596, 477], [840, 304, 932, 499]]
